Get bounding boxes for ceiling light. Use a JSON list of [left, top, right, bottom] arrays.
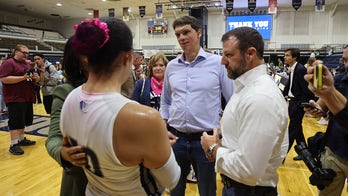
[[56, 2, 62, 7]]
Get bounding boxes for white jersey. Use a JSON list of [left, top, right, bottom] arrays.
[[60, 86, 147, 195]]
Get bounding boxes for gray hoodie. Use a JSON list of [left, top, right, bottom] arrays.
[[39, 60, 59, 96]]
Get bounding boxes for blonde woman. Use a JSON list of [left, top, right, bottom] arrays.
[[131, 53, 168, 111]]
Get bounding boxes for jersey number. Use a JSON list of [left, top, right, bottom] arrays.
[[69, 137, 104, 177]]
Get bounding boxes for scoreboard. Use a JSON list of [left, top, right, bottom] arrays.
[[148, 19, 168, 34]]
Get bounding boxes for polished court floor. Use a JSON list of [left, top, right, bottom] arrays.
[[0, 102, 347, 195]]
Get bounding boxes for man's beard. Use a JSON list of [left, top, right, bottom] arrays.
[[228, 57, 248, 80]]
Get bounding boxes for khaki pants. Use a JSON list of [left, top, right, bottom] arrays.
[[319, 147, 348, 196]]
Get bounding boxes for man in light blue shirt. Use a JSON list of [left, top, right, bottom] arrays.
[[160, 16, 234, 196]]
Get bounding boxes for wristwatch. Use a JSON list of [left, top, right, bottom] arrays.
[[207, 143, 219, 159]]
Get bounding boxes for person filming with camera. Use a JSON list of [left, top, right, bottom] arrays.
[[0, 44, 42, 155], [302, 46, 348, 196]]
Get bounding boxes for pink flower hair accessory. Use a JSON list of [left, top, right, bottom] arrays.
[[74, 18, 110, 48]]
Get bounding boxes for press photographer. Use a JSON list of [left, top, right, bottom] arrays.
[[303, 46, 348, 196]]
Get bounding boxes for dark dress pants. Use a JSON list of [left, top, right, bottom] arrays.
[[43, 95, 53, 114], [36, 85, 42, 103], [288, 100, 306, 152]]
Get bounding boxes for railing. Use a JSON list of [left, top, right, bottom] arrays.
[[280, 43, 311, 50], [42, 36, 67, 43]]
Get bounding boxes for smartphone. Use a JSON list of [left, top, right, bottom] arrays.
[[300, 102, 316, 109], [313, 63, 323, 89], [300, 102, 327, 117]]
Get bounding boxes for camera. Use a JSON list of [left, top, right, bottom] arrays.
[[24, 67, 41, 75], [307, 132, 326, 158], [24, 67, 41, 81], [294, 142, 336, 190]]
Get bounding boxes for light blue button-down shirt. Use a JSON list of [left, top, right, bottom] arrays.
[[160, 48, 234, 133]]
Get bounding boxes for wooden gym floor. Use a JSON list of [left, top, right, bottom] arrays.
[[0, 102, 347, 196]]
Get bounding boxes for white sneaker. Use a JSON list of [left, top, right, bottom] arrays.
[[186, 167, 197, 183], [317, 117, 328, 125], [164, 188, 170, 193]]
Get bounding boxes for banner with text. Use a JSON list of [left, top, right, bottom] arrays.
[[248, 0, 256, 12], [292, 0, 302, 10], [226, 0, 234, 15], [315, 0, 325, 12], [139, 6, 146, 18], [108, 8, 115, 17], [123, 7, 129, 21], [156, 4, 163, 19], [226, 15, 272, 39], [268, 0, 277, 14], [93, 10, 99, 18]]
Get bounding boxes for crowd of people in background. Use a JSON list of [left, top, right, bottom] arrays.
[[0, 14, 347, 196]]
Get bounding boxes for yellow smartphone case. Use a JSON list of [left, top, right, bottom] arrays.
[[313, 64, 323, 89]]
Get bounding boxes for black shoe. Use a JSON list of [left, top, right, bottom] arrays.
[[9, 144, 24, 155], [293, 155, 303, 161], [19, 137, 36, 146]]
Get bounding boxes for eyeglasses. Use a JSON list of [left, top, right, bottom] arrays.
[[18, 51, 29, 55]]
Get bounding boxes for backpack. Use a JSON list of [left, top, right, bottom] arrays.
[[45, 65, 52, 75]]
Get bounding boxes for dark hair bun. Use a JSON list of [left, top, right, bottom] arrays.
[[72, 19, 109, 55]]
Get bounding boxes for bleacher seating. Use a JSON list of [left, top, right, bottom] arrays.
[[321, 53, 342, 69], [0, 25, 35, 39], [0, 24, 67, 52], [0, 37, 51, 51], [46, 56, 63, 64], [281, 43, 311, 50]]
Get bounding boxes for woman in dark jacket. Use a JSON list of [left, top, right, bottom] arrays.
[[131, 53, 168, 110]]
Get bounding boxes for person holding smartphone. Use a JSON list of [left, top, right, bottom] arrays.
[[304, 60, 347, 122], [303, 46, 348, 196]]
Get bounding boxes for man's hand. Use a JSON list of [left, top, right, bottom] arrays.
[[304, 61, 334, 97], [31, 72, 40, 83], [23, 73, 30, 81], [303, 100, 326, 118], [61, 136, 87, 167], [201, 127, 221, 162], [168, 131, 178, 145]]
